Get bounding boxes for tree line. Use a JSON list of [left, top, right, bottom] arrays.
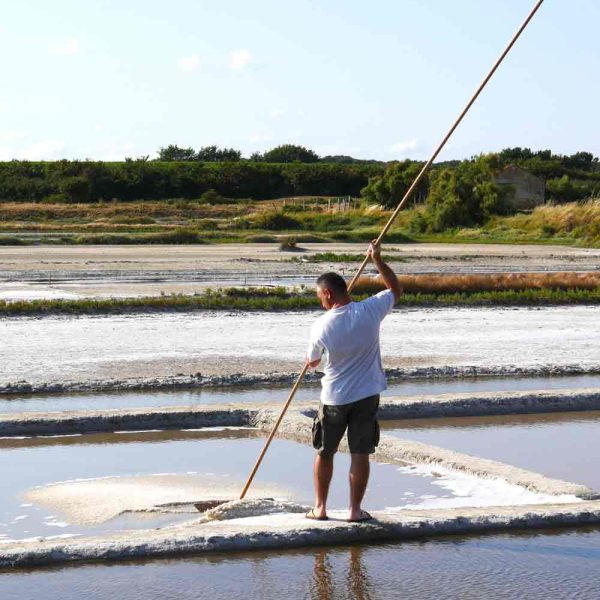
[[155, 143, 379, 164], [0, 146, 598, 212], [0, 160, 382, 202]]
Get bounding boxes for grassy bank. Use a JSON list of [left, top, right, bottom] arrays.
[[1, 199, 600, 248], [2, 285, 600, 317]]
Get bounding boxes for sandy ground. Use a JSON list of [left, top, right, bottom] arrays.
[[1, 243, 600, 299], [1, 306, 599, 387]]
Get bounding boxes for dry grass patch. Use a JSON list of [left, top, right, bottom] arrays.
[[0, 201, 252, 223], [354, 271, 600, 295], [502, 199, 600, 241]]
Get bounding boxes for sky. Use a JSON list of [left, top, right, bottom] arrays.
[[0, 0, 598, 162]]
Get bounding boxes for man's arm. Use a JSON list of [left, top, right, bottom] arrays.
[[368, 239, 403, 302], [306, 326, 324, 368]]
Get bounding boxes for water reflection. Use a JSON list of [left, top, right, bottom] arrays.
[[3, 373, 600, 415], [310, 546, 372, 600], [3, 529, 600, 599]]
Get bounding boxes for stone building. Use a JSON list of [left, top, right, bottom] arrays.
[[494, 165, 545, 210]]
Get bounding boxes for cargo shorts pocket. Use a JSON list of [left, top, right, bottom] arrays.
[[312, 417, 323, 451]]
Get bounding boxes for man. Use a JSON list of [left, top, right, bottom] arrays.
[[305, 240, 402, 522]]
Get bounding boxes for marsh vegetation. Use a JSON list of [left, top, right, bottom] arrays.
[[2, 275, 600, 317]]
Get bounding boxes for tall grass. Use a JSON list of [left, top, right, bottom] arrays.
[[500, 199, 600, 243], [353, 271, 600, 294], [0, 200, 250, 221], [2, 281, 600, 317]]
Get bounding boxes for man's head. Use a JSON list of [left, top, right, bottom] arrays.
[[316, 272, 350, 310]]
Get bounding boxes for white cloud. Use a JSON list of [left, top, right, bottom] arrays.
[[268, 108, 285, 119], [177, 54, 201, 72], [89, 142, 137, 161], [48, 38, 79, 56], [19, 140, 66, 160], [0, 130, 26, 144], [389, 138, 418, 155], [229, 49, 252, 70], [0, 134, 66, 160], [315, 144, 361, 157]]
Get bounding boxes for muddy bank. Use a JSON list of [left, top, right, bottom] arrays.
[[3, 389, 600, 437], [2, 364, 600, 396], [2, 243, 600, 301], [2, 500, 600, 569]]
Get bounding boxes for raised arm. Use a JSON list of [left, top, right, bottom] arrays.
[[367, 239, 403, 302]]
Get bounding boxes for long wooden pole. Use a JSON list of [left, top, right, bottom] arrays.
[[239, 0, 545, 500], [348, 0, 545, 292]]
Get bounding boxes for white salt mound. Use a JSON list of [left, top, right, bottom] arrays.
[[199, 498, 310, 523]]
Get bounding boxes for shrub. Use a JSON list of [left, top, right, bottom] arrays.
[[279, 236, 298, 251], [421, 155, 511, 232], [59, 176, 91, 203], [253, 211, 301, 230], [200, 189, 225, 204], [408, 211, 428, 233]]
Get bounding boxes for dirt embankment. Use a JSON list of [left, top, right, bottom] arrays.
[[1, 243, 600, 300]]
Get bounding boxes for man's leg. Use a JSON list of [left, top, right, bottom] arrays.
[[346, 394, 380, 521], [313, 453, 334, 519], [310, 404, 347, 519], [349, 453, 370, 521]]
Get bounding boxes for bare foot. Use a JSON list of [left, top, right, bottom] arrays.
[[348, 509, 373, 523]]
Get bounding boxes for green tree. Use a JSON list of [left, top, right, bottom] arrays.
[[361, 160, 428, 208], [421, 154, 510, 232], [197, 145, 242, 162], [562, 151, 597, 172], [157, 145, 197, 161], [545, 175, 597, 202], [262, 144, 319, 163], [59, 176, 91, 202]]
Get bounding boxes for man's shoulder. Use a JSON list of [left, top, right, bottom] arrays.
[[310, 311, 332, 335], [359, 289, 393, 305], [359, 289, 395, 316]]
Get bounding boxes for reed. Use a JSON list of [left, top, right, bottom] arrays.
[[352, 271, 600, 295]]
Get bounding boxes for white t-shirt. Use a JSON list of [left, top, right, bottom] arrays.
[[306, 289, 395, 406]]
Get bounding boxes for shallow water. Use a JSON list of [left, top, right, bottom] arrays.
[[0, 428, 484, 542], [383, 410, 600, 491], [2, 374, 600, 415], [2, 528, 600, 599]]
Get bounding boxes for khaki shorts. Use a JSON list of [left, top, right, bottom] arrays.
[[312, 394, 380, 457]]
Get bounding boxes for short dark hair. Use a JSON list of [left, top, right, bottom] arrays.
[[316, 272, 348, 295]]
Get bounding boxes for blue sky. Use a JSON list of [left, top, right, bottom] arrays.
[[0, 0, 598, 161]]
